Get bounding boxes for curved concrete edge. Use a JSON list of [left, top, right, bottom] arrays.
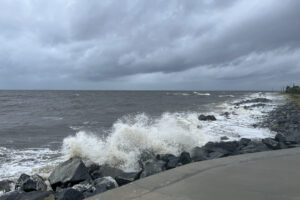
[[87, 148, 300, 200]]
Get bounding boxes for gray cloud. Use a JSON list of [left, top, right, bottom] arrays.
[[0, 0, 299, 90]]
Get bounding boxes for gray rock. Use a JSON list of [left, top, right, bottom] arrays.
[[178, 152, 191, 165], [262, 138, 280, 150], [166, 157, 179, 169], [204, 141, 238, 155], [156, 154, 176, 162], [48, 157, 91, 191], [207, 151, 226, 159], [140, 159, 166, 178], [190, 147, 208, 161], [91, 165, 124, 180], [240, 141, 269, 154], [220, 136, 229, 141], [198, 115, 217, 121], [0, 180, 14, 193], [15, 174, 47, 192], [56, 188, 84, 200], [239, 138, 251, 146], [72, 181, 93, 193], [0, 191, 55, 200], [115, 172, 140, 186], [139, 151, 156, 162], [81, 176, 118, 197]]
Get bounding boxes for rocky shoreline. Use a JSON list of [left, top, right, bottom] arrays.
[[1, 96, 300, 200]]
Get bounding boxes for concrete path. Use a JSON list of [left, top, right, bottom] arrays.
[[87, 148, 300, 200]]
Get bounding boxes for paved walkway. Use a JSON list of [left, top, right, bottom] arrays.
[[88, 148, 300, 200]]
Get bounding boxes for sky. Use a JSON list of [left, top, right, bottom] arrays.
[[0, 0, 299, 90]]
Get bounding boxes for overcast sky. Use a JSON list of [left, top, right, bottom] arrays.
[[0, 0, 299, 90]]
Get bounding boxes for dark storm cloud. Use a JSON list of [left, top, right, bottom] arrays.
[[0, 0, 299, 89]]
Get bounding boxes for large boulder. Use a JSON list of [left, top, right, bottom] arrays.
[[90, 165, 124, 180], [239, 141, 269, 154], [190, 147, 208, 162], [239, 138, 251, 146], [156, 154, 179, 169], [15, 174, 47, 192], [0, 191, 55, 200], [139, 151, 156, 162], [72, 180, 93, 194], [83, 177, 118, 198], [0, 180, 14, 193], [166, 157, 180, 169], [48, 157, 91, 191], [56, 188, 84, 200], [204, 141, 239, 156], [275, 133, 299, 145], [198, 115, 216, 121], [140, 159, 166, 178], [178, 152, 191, 165], [262, 138, 280, 150], [115, 172, 140, 186]]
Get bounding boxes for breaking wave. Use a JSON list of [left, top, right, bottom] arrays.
[[62, 92, 284, 172]]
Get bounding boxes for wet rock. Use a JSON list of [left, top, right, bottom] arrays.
[[239, 141, 269, 154], [140, 159, 166, 178], [56, 188, 84, 200], [207, 151, 226, 159], [235, 98, 271, 106], [239, 138, 251, 146], [204, 141, 239, 155], [0, 191, 22, 200], [262, 138, 280, 150], [72, 181, 93, 194], [140, 151, 156, 162], [190, 147, 208, 161], [178, 152, 191, 165], [91, 165, 124, 180], [115, 172, 140, 186], [166, 157, 179, 169], [0, 191, 55, 200], [48, 157, 91, 191], [220, 112, 230, 118], [15, 174, 47, 192], [156, 154, 176, 162], [85, 161, 101, 179], [198, 115, 216, 121], [243, 103, 266, 110], [81, 176, 118, 197], [275, 133, 299, 145], [0, 180, 14, 193], [220, 136, 229, 141]]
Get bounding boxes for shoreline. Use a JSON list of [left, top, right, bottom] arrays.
[[1, 95, 300, 199]]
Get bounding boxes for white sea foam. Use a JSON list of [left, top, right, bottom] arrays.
[[0, 147, 62, 180], [62, 92, 285, 172], [219, 95, 235, 98], [193, 92, 211, 96]]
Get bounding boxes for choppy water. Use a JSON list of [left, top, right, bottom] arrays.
[[0, 90, 285, 180]]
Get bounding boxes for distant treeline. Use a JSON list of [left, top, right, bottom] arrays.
[[286, 85, 300, 94]]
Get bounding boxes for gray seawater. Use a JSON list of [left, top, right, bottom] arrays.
[[0, 90, 281, 179]]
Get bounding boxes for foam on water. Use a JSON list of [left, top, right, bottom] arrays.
[[193, 92, 211, 96], [62, 92, 285, 172], [0, 147, 62, 180]]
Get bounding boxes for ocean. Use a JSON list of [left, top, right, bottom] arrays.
[[0, 90, 285, 180]]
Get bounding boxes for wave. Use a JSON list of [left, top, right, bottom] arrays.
[[62, 92, 283, 172], [193, 92, 211, 96], [219, 95, 235, 98], [0, 147, 62, 180]]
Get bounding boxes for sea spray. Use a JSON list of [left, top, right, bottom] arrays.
[[62, 112, 213, 171], [61, 92, 280, 172]]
